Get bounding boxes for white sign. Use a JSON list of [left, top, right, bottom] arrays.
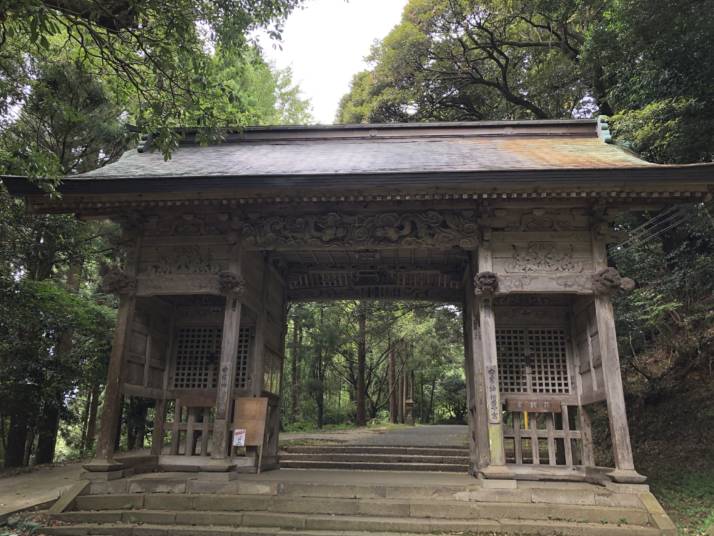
[[232, 428, 246, 447]]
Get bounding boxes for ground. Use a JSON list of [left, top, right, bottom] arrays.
[[0, 463, 82, 522], [1, 422, 712, 535]]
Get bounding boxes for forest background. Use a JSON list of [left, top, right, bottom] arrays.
[[0, 0, 713, 533]]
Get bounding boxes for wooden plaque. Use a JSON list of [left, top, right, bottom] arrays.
[[505, 398, 562, 413], [233, 397, 268, 447]]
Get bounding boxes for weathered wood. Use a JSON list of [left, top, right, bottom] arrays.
[[591, 234, 644, 483], [476, 241, 508, 476], [512, 412, 522, 465], [496, 274, 593, 294], [462, 259, 484, 472], [212, 243, 244, 460], [91, 235, 142, 468], [561, 402, 573, 466], [250, 256, 269, 396], [529, 416, 540, 465], [578, 405, 595, 467]]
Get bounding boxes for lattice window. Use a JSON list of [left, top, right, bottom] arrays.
[[496, 329, 528, 393], [173, 326, 252, 390], [528, 329, 570, 394], [496, 328, 570, 395], [234, 327, 252, 389], [173, 327, 222, 389]]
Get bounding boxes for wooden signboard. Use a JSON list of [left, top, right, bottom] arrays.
[[233, 397, 268, 472], [505, 398, 562, 413]]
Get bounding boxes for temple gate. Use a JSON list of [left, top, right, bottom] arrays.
[[6, 118, 713, 487]]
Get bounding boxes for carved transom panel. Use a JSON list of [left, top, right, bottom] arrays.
[[506, 242, 582, 273], [145, 246, 227, 275], [242, 210, 480, 250]]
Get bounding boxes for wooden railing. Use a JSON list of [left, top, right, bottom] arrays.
[[502, 402, 592, 467]]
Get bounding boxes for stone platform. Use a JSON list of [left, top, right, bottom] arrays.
[[44, 468, 676, 535]]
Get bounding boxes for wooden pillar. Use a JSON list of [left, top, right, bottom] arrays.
[[250, 256, 270, 397], [212, 245, 244, 460], [591, 235, 645, 483], [475, 241, 510, 478], [463, 252, 490, 473], [89, 234, 142, 470]]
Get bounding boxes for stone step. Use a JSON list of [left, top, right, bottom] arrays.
[[281, 445, 469, 455], [279, 453, 470, 464], [71, 495, 651, 525], [279, 460, 469, 472], [45, 513, 661, 536]]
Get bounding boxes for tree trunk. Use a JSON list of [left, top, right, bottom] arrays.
[[291, 317, 301, 422], [388, 348, 398, 424], [356, 302, 367, 426], [4, 413, 30, 468], [35, 395, 61, 464], [85, 382, 100, 453], [36, 262, 82, 465], [79, 391, 91, 456]]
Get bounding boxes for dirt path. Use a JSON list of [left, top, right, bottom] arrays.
[[0, 463, 83, 520]]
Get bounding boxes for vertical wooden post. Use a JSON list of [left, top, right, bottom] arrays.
[[591, 234, 645, 483], [463, 252, 490, 473], [88, 233, 142, 470], [475, 241, 510, 478], [212, 244, 244, 460], [250, 255, 270, 397]]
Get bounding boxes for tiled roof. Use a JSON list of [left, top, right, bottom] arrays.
[[76, 119, 656, 181]]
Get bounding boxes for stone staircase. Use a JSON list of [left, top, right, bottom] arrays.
[[279, 445, 471, 472], [42, 470, 674, 535]]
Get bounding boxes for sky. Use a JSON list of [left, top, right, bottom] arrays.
[[257, 0, 408, 124]]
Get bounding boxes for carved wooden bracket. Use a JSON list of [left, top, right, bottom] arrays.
[[99, 266, 137, 295], [474, 271, 499, 296], [592, 267, 635, 296], [218, 271, 246, 296]]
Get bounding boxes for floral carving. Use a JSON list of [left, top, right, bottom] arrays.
[[99, 266, 137, 295], [506, 242, 582, 273], [592, 267, 636, 295], [217, 271, 246, 295], [241, 210, 480, 249], [474, 271, 499, 296]]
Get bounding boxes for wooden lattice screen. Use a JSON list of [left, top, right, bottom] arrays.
[[496, 328, 570, 395], [496, 327, 589, 467], [173, 326, 252, 390]]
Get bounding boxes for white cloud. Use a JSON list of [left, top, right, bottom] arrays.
[[257, 0, 407, 124]]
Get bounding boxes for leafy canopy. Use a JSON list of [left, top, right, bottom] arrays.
[[0, 0, 304, 155]]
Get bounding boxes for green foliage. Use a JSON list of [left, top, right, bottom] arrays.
[[610, 99, 714, 164], [283, 301, 465, 428], [337, 0, 601, 123], [0, 0, 304, 154]]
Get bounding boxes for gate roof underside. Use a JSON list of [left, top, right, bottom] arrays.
[[276, 247, 467, 303]]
